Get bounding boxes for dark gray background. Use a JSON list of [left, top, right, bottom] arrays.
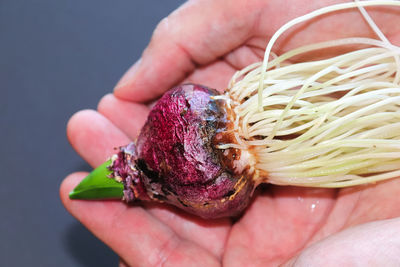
[[0, 1, 184, 266]]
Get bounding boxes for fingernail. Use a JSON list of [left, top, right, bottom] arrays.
[[114, 59, 142, 91]]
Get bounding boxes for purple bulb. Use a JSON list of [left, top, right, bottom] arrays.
[[110, 84, 255, 219]]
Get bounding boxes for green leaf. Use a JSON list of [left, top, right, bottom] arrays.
[[69, 160, 124, 200]]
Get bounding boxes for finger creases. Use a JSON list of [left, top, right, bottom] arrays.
[[60, 172, 220, 267]]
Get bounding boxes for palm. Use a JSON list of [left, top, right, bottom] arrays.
[[225, 181, 400, 266], [61, 0, 400, 266]]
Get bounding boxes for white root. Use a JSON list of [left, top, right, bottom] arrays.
[[224, 0, 400, 187]]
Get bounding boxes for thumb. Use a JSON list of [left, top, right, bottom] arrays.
[[287, 217, 400, 266]]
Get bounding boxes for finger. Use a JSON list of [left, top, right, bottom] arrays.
[[60, 173, 220, 267], [113, 0, 261, 102], [97, 94, 150, 140], [67, 109, 131, 167]]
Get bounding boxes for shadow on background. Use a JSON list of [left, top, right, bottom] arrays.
[[63, 222, 118, 267]]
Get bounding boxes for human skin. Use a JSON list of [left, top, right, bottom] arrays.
[[60, 0, 400, 266]]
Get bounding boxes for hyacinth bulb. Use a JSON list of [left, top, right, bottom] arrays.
[[108, 84, 255, 219]]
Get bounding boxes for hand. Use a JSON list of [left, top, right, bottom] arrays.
[[60, 0, 400, 266]]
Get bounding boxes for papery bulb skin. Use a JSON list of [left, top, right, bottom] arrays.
[[110, 84, 255, 219]]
